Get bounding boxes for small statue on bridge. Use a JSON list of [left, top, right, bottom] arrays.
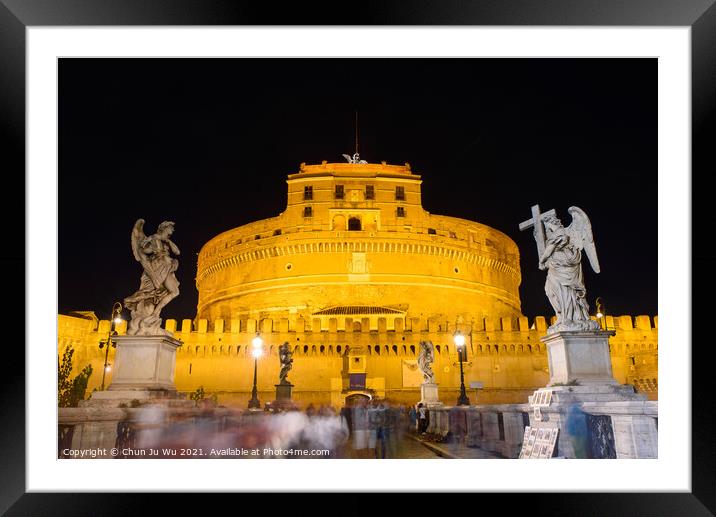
[[418, 340, 436, 383], [278, 342, 293, 384]]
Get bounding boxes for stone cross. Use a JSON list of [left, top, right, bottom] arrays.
[[518, 204, 556, 261]]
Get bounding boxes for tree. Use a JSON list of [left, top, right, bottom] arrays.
[[58, 345, 93, 407]]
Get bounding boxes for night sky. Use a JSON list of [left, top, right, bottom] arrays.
[[59, 58, 656, 321]]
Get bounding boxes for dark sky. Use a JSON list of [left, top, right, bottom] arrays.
[[58, 58, 657, 321]]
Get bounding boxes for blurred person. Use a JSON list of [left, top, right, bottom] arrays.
[[417, 403, 429, 434], [351, 398, 371, 458], [408, 405, 417, 432], [302, 411, 349, 457], [305, 403, 316, 418]]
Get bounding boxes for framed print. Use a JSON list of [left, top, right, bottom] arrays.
[[2, 0, 715, 514]]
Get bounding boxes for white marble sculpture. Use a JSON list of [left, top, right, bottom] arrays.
[[418, 340, 436, 383], [520, 205, 600, 334], [124, 219, 180, 336]]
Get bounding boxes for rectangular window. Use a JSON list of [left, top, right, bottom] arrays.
[[428, 228, 437, 235], [449, 231, 457, 239], [303, 186, 313, 200], [273, 229, 282, 236], [396, 206, 406, 217], [335, 185, 344, 199], [395, 186, 405, 200], [365, 185, 375, 200], [497, 413, 505, 441], [303, 206, 313, 217]]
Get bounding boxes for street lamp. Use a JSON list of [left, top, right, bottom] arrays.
[[595, 297, 607, 330], [453, 329, 470, 406], [99, 302, 123, 391], [248, 333, 264, 409]]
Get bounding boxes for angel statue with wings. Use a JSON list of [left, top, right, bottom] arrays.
[[417, 341, 436, 383], [521, 205, 601, 334], [123, 219, 180, 336]]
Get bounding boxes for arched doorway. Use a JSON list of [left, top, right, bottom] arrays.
[[344, 393, 371, 407], [348, 217, 362, 231]]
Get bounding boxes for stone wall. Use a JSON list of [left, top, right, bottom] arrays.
[[58, 312, 658, 407]]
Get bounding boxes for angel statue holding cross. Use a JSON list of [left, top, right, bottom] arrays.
[[520, 205, 601, 334]]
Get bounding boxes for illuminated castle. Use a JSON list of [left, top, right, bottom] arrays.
[[58, 160, 658, 407]]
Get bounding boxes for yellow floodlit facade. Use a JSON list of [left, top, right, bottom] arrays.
[[58, 161, 658, 407], [196, 161, 521, 325]]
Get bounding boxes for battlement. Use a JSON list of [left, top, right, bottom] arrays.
[[58, 312, 658, 402], [90, 313, 658, 337], [290, 161, 416, 179]]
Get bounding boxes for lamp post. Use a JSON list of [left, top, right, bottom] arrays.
[[453, 329, 470, 406], [595, 297, 607, 330], [248, 333, 264, 409], [99, 302, 123, 391]]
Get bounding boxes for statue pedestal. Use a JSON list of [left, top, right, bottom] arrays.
[[107, 335, 182, 391], [275, 382, 294, 401], [526, 384, 654, 458], [269, 382, 298, 411], [81, 335, 188, 409], [523, 330, 656, 459], [420, 382, 443, 408], [541, 330, 617, 386]]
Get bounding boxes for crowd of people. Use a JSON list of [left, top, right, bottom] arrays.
[[130, 397, 430, 459]]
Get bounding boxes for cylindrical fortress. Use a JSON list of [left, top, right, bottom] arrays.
[[196, 161, 521, 326]]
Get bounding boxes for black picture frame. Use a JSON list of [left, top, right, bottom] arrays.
[[1, 1, 712, 514]]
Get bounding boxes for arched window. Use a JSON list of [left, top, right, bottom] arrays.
[[320, 345, 325, 354], [392, 345, 398, 355], [374, 345, 380, 355], [348, 217, 362, 231], [333, 214, 346, 231], [410, 345, 416, 355], [337, 345, 342, 354]]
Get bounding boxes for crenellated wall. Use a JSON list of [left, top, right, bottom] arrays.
[[58, 312, 658, 407]]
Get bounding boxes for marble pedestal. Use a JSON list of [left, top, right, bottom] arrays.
[[84, 335, 184, 408], [420, 382, 443, 408], [542, 330, 617, 386], [108, 335, 181, 391], [523, 330, 657, 459], [527, 385, 656, 458]]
